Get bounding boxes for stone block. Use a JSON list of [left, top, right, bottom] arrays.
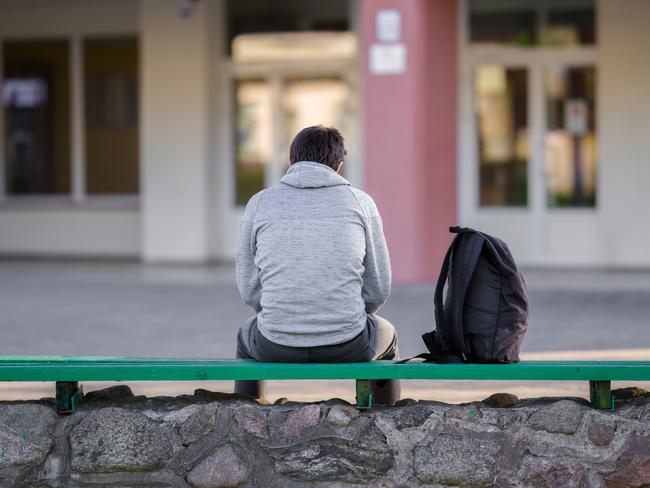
[[233, 405, 268, 439], [0, 404, 56, 469], [482, 392, 519, 408], [186, 444, 249, 488], [612, 387, 648, 400], [444, 404, 483, 423], [414, 433, 499, 487], [278, 405, 321, 438], [529, 400, 584, 435], [180, 407, 218, 446], [273, 438, 394, 483], [391, 405, 434, 430], [325, 405, 359, 428], [83, 385, 135, 402], [70, 407, 173, 473], [588, 423, 616, 447], [605, 435, 650, 488], [495, 410, 525, 430], [519, 455, 585, 488]]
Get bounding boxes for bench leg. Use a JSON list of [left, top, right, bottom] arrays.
[[355, 379, 373, 410], [589, 380, 611, 410], [55, 381, 84, 415]]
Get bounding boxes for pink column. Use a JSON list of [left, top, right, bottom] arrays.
[[361, 0, 457, 283]]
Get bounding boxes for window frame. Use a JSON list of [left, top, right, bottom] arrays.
[[0, 33, 139, 209]]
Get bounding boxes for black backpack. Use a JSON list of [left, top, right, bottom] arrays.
[[420, 226, 528, 364]]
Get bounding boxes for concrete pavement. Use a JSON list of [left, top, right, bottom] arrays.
[[1, 261, 649, 403]]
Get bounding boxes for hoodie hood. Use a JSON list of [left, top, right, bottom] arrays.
[[280, 161, 350, 189]]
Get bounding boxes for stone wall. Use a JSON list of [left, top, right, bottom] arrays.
[[1, 386, 650, 487]]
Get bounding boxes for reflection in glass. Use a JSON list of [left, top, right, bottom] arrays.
[[3, 40, 70, 194], [235, 80, 272, 205], [545, 67, 597, 207], [281, 78, 350, 167], [474, 66, 528, 206], [85, 38, 139, 194]]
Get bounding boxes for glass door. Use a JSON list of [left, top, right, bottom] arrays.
[[233, 75, 355, 206], [220, 66, 359, 258], [464, 56, 597, 263], [462, 0, 599, 265]]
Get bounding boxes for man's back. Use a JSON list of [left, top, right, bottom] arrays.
[[236, 161, 391, 347]]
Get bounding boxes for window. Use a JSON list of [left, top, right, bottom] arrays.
[[226, 0, 350, 50], [544, 9, 595, 46], [84, 38, 139, 194], [470, 0, 596, 47], [3, 40, 71, 195], [470, 11, 537, 46], [1, 37, 139, 200]]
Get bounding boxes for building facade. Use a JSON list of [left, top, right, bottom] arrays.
[[0, 0, 649, 282]]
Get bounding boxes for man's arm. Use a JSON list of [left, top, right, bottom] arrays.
[[235, 194, 262, 312], [361, 198, 391, 314]]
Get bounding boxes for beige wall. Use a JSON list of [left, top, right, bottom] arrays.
[[0, 208, 140, 256], [599, 0, 650, 266]]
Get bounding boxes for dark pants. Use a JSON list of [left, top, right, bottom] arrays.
[[235, 315, 401, 405]]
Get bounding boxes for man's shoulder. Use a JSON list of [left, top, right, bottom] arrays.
[[242, 188, 270, 220], [346, 187, 380, 216], [243, 183, 296, 220], [245, 183, 289, 208]]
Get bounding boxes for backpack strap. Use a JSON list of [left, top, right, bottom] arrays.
[[435, 227, 486, 362], [432, 234, 459, 353], [424, 232, 475, 363], [396, 352, 467, 364]]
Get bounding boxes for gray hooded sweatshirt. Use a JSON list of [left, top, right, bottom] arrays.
[[236, 161, 391, 347]]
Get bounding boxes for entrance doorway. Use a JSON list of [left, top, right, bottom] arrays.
[[219, 26, 360, 258]]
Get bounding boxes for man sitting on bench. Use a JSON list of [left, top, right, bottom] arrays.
[[234, 125, 400, 405]]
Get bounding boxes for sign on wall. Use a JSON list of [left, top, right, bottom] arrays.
[[370, 9, 407, 76], [376, 9, 401, 42], [565, 99, 588, 135]]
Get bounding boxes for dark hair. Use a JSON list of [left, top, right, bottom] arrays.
[[289, 125, 347, 170]]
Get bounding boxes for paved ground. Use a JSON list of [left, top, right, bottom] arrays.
[[1, 261, 650, 403]]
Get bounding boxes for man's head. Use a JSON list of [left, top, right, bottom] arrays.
[[289, 125, 347, 172]]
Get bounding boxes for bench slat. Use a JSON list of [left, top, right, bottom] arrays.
[[1, 358, 650, 382]]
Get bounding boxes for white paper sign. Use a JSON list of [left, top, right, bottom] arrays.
[[370, 43, 407, 75], [565, 99, 588, 135], [376, 9, 401, 42]]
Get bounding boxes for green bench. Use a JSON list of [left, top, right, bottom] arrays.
[[2, 356, 650, 414]]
